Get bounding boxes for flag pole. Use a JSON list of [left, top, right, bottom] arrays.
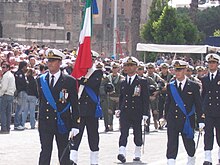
[[113, 0, 117, 59]]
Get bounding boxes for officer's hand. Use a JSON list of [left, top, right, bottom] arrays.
[[198, 123, 205, 131], [69, 128, 79, 139], [142, 115, 149, 121], [115, 110, 121, 118]]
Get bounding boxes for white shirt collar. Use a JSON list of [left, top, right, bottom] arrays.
[[127, 74, 136, 84], [49, 70, 61, 86], [176, 76, 187, 90], [210, 70, 217, 80]]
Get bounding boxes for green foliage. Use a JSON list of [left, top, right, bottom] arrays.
[[213, 29, 220, 36], [195, 6, 220, 37], [141, 2, 201, 45]]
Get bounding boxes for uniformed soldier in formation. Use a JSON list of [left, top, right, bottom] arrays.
[[165, 60, 204, 165], [70, 53, 103, 165], [37, 49, 79, 165], [201, 53, 220, 165], [105, 62, 124, 131], [195, 66, 206, 80], [158, 63, 173, 129], [136, 63, 158, 133], [117, 56, 149, 163], [146, 62, 163, 131]]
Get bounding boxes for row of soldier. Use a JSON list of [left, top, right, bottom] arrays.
[[0, 42, 220, 165]]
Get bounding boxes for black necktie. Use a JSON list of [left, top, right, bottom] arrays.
[[50, 75, 55, 88], [211, 74, 214, 81], [128, 77, 131, 85], [178, 82, 182, 92]]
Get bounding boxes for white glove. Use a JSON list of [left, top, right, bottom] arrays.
[[199, 123, 205, 131], [142, 115, 149, 121], [69, 128, 79, 139], [115, 110, 121, 118]]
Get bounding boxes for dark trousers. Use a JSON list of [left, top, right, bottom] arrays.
[[204, 116, 220, 150], [166, 127, 195, 159], [158, 94, 166, 119], [72, 116, 99, 151], [38, 129, 70, 165], [119, 116, 142, 147]]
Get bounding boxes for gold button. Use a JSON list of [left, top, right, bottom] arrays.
[[47, 102, 49, 104], [126, 95, 128, 97], [54, 110, 56, 112], [209, 97, 211, 99], [132, 107, 134, 109], [176, 104, 178, 106], [132, 101, 134, 103], [46, 116, 49, 119], [209, 91, 211, 93], [125, 106, 127, 108], [85, 102, 87, 104], [78, 102, 80, 104], [125, 100, 128, 102], [217, 103, 219, 106], [184, 104, 186, 106], [183, 117, 186, 119], [217, 97, 219, 99], [175, 110, 178, 112], [209, 103, 211, 105], [55, 117, 57, 120], [217, 91, 219, 93], [175, 116, 178, 118], [46, 109, 49, 112]]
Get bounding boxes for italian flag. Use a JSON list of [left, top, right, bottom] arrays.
[[72, 0, 95, 79]]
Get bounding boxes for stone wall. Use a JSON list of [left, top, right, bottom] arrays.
[[0, 0, 81, 49]]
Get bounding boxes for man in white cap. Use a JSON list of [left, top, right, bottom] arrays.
[[117, 56, 150, 163], [165, 60, 204, 165], [37, 49, 79, 165], [201, 53, 220, 165]]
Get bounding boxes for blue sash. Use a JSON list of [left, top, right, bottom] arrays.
[[84, 86, 103, 118], [40, 74, 70, 134], [170, 81, 195, 139]]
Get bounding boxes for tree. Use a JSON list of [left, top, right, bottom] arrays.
[[195, 6, 220, 37], [130, 0, 142, 58], [141, 4, 200, 44], [141, 0, 165, 43]]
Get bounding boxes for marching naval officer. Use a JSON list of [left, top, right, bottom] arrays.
[[117, 56, 150, 163], [201, 53, 220, 165], [37, 49, 79, 165], [165, 60, 204, 165], [69, 53, 103, 165]]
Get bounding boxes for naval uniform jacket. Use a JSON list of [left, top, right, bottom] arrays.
[[165, 79, 203, 130], [78, 70, 103, 117], [119, 75, 150, 120], [201, 71, 220, 117], [37, 72, 79, 133]]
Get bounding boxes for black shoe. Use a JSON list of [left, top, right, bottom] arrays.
[[117, 154, 126, 163], [70, 160, 77, 165], [203, 161, 212, 165], [133, 157, 141, 161]]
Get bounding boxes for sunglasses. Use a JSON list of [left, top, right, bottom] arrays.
[[1, 66, 7, 69]]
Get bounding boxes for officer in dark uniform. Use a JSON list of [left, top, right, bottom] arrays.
[[165, 60, 204, 165], [117, 56, 149, 163], [201, 53, 220, 165], [70, 54, 103, 165], [37, 49, 79, 165]]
